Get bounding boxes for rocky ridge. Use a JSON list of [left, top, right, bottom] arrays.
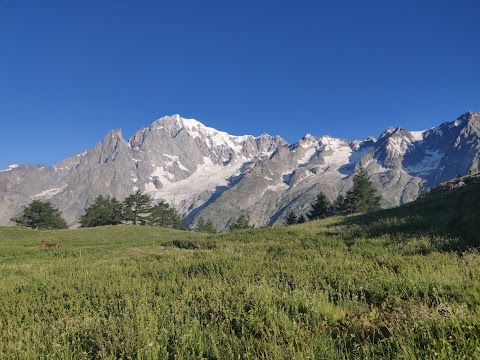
[[1, 112, 479, 230]]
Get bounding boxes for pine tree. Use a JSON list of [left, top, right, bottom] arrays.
[[229, 214, 252, 231], [203, 218, 216, 233], [296, 215, 306, 224], [80, 195, 123, 227], [344, 168, 382, 213], [307, 192, 331, 220], [331, 194, 346, 214], [195, 217, 206, 232], [148, 201, 182, 228], [122, 190, 153, 225], [195, 217, 216, 233], [11, 200, 68, 229], [285, 211, 298, 225]]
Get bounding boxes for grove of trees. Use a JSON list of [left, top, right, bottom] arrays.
[[285, 168, 382, 225], [194, 217, 216, 233], [80, 190, 183, 229], [285, 211, 298, 225], [147, 201, 182, 228], [229, 214, 252, 231], [12, 191, 183, 230], [284, 212, 307, 225], [76, 191, 217, 232], [79, 195, 123, 227]]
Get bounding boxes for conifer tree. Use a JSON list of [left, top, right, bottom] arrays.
[[307, 192, 331, 220], [229, 214, 252, 231], [195, 217, 206, 232], [122, 190, 153, 225], [195, 217, 216, 233], [296, 215, 307, 224], [12, 200, 68, 229], [331, 194, 346, 214], [80, 195, 123, 227], [344, 168, 381, 213], [285, 211, 298, 225], [148, 201, 182, 228], [203, 218, 216, 233]]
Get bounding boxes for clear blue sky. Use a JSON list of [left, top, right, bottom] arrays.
[[1, 0, 479, 169]]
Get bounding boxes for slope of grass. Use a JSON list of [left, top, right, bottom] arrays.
[[1, 181, 480, 359], [346, 178, 480, 250]]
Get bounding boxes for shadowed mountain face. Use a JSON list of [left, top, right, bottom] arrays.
[[1, 112, 479, 230]]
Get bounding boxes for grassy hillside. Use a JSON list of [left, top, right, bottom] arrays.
[[0, 182, 479, 359], [346, 173, 480, 249]]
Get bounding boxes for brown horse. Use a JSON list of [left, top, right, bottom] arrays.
[[40, 241, 60, 249]]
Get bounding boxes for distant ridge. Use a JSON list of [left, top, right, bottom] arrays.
[[1, 112, 479, 230], [426, 172, 480, 196]]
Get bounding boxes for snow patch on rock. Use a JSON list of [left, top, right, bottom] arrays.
[[0, 164, 19, 172], [410, 130, 426, 141], [405, 150, 443, 174], [145, 156, 247, 213], [34, 186, 67, 199], [298, 148, 316, 164]]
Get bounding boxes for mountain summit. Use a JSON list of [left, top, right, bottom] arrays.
[[1, 112, 479, 230]]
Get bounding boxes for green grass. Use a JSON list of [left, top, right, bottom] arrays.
[[1, 183, 480, 359], [345, 180, 480, 250]]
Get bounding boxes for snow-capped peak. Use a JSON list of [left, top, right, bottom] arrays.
[[179, 116, 249, 145], [319, 135, 350, 150], [157, 114, 242, 138], [409, 130, 426, 141], [0, 164, 19, 172], [302, 133, 316, 140]]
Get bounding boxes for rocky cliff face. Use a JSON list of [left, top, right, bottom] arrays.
[[1, 112, 479, 230]]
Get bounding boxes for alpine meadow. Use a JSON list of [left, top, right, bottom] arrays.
[[2, 1, 480, 359], [1, 175, 479, 358]]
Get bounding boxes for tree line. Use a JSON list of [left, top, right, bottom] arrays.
[[11, 190, 186, 230], [11, 188, 248, 233], [11, 168, 381, 231], [285, 168, 382, 224], [80, 190, 183, 228]]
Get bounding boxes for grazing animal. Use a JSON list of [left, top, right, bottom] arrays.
[[40, 241, 60, 249]]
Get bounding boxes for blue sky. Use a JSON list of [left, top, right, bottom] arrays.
[[1, 0, 479, 169]]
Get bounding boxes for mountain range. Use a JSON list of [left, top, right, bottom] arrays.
[[1, 112, 479, 230]]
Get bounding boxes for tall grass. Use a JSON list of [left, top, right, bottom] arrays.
[[1, 219, 479, 359], [347, 182, 480, 249]]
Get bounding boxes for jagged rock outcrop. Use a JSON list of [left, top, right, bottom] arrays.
[[1, 112, 479, 230]]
